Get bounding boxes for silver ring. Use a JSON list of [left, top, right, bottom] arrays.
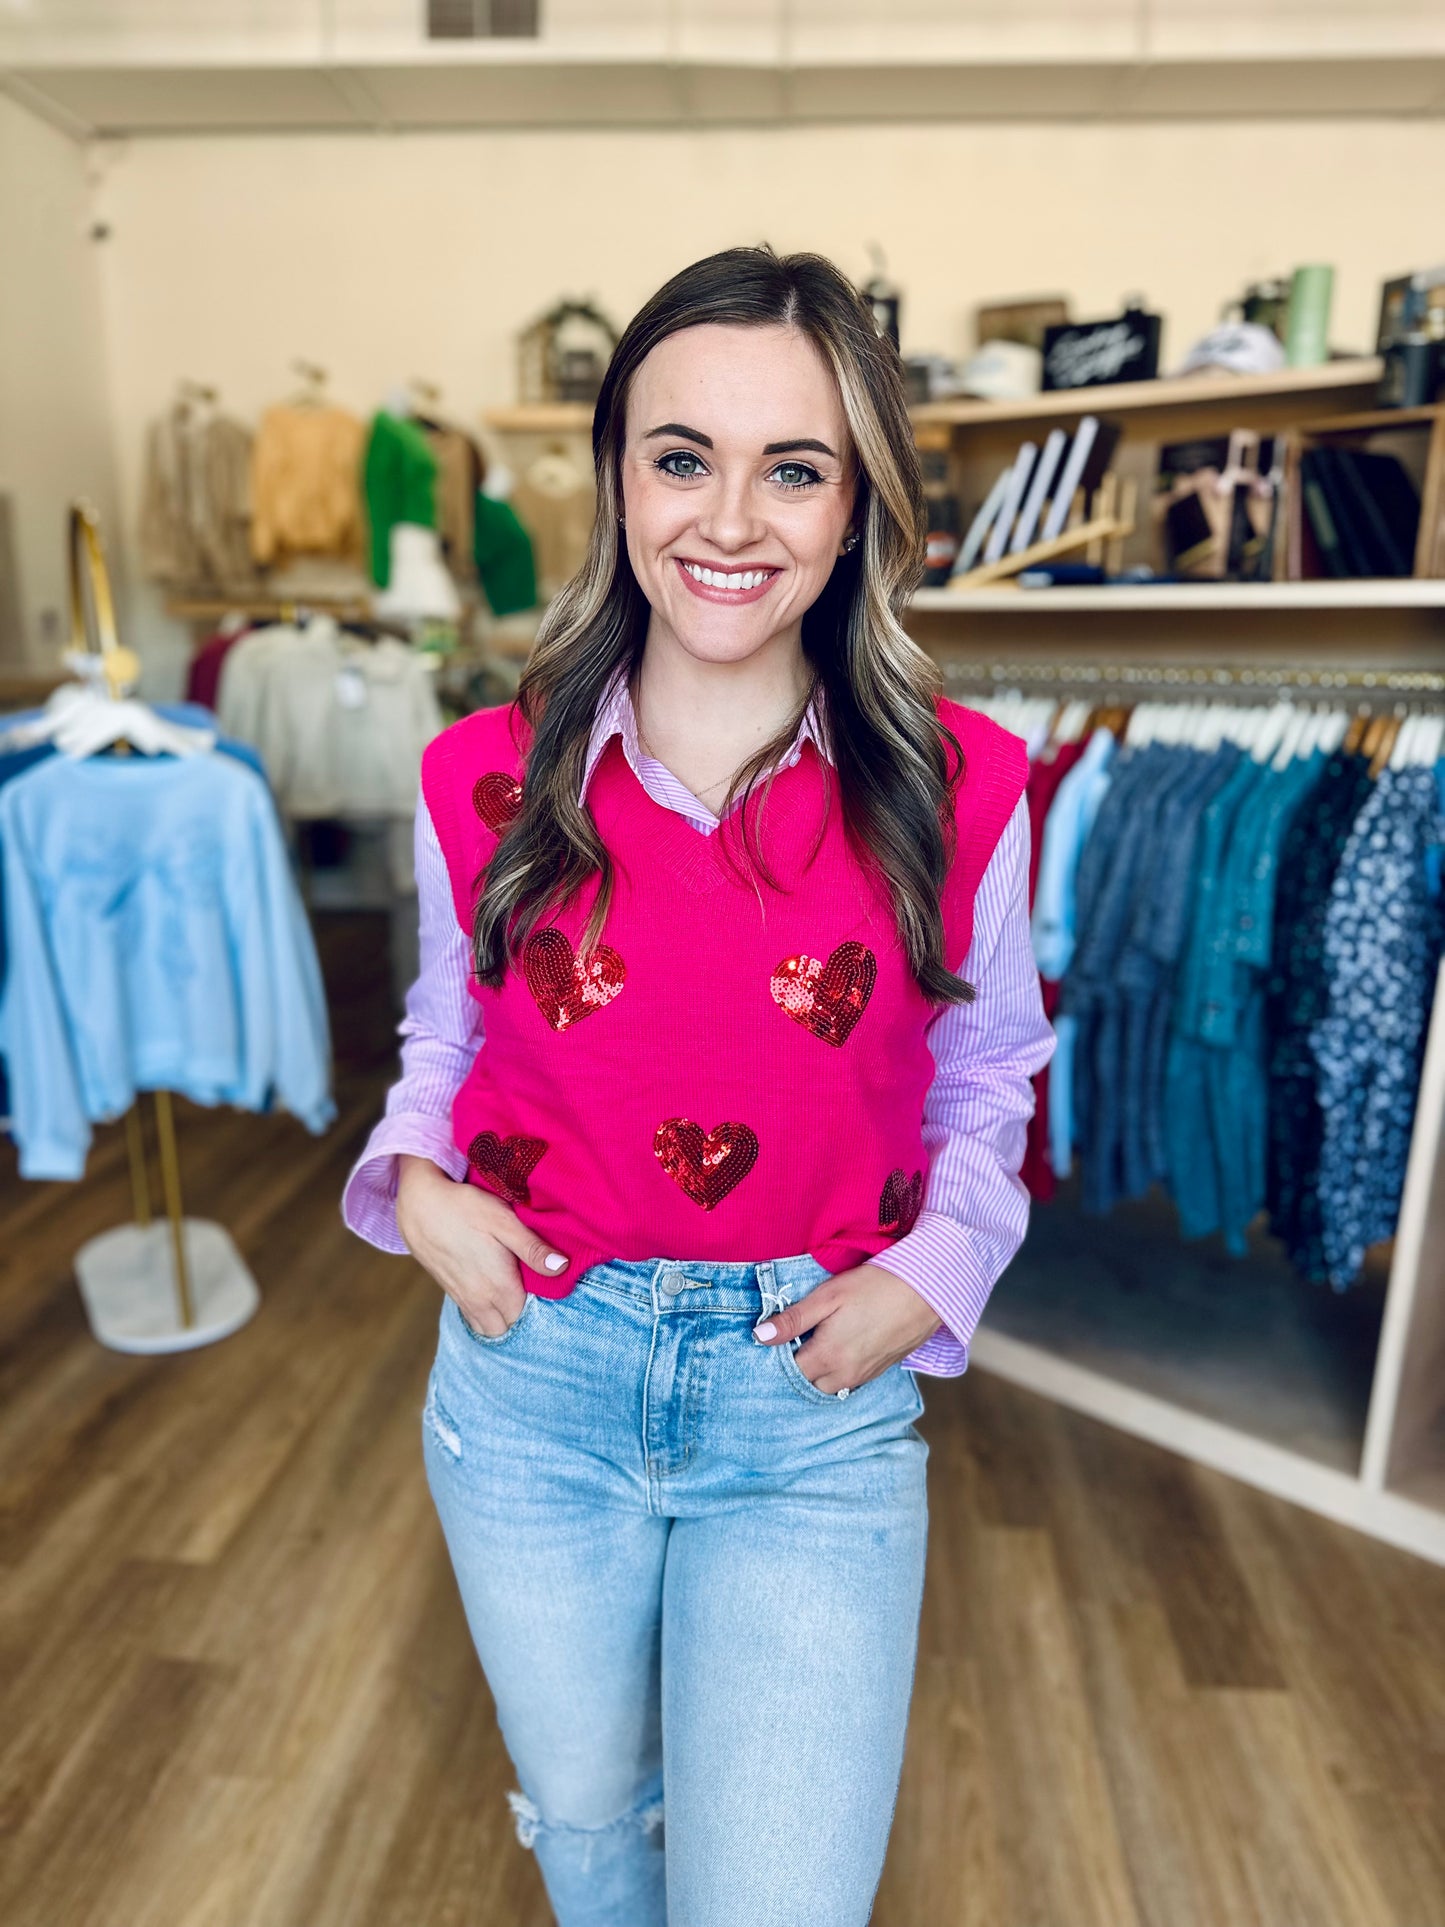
[[836, 1386, 851, 1399]]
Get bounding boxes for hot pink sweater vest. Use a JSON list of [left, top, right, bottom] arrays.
[[422, 695, 1026, 1295]]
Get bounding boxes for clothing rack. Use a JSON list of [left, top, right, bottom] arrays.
[[941, 656, 1445, 698], [946, 644, 1445, 1568], [61, 505, 264, 1354]]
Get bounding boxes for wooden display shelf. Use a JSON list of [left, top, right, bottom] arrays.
[[166, 595, 376, 625], [919, 352, 1442, 589], [0, 667, 71, 707], [910, 357, 1384, 432], [483, 404, 593, 433], [911, 579, 1445, 615], [1296, 401, 1445, 438]]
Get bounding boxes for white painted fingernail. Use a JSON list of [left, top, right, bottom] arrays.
[[544, 1253, 567, 1272], [753, 1321, 777, 1341]]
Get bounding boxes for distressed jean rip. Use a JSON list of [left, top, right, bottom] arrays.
[[506, 1786, 665, 1858], [422, 1383, 461, 1460]]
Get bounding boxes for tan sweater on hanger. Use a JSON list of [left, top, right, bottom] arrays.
[[250, 404, 365, 566], [422, 424, 481, 583], [140, 405, 259, 591]]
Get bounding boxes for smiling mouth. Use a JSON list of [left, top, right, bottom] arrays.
[[673, 557, 782, 603]]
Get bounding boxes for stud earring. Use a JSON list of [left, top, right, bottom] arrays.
[[842, 531, 859, 553]]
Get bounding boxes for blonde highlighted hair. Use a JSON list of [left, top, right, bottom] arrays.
[[473, 245, 972, 1005]]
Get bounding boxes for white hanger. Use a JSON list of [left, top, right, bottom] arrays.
[[1249, 701, 1293, 764], [1272, 701, 1313, 771], [2, 665, 214, 761]]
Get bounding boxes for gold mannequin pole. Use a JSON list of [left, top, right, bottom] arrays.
[[123, 1105, 153, 1227], [152, 1092, 195, 1329]]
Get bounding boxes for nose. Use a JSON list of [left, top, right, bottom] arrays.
[[694, 471, 767, 556]]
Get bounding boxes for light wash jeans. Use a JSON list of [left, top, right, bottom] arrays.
[[421, 1252, 930, 1927]]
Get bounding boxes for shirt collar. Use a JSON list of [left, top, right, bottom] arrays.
[[580, 664, 829, 805]]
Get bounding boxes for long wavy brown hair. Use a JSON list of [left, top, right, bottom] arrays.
[[473, 245, 972, 1005]]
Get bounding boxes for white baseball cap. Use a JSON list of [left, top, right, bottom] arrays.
[[1174, 322, 1286, 378]]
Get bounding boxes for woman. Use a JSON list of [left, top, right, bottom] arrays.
[[344, 246, 1053, 1927]]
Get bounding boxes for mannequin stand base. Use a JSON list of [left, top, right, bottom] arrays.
[[75, 1219, 260, 1355]]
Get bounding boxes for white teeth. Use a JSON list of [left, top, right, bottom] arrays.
[[684, 563, 771, 591]]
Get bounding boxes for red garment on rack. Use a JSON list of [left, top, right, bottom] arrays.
[[1020, 740, 1084, 1200], [186, 626, 249, 711]]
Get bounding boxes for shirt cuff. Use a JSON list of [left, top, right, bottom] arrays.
[[867, 1208, 1002, 1377], [341, 1113, 469, 1253]]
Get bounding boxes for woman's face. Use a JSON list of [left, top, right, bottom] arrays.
[[620, 322, 857, 670]]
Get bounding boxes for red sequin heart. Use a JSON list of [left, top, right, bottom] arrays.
[[770, 940, 877, 1047], [523, 928, 626, 1031], [472, 770, 524, 831], [654, 1118, 758, 1211], [879, 1167, 924, 1238], [467, 1131, 548, 1205]]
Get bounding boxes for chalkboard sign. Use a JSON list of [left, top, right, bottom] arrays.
[[1041, 307, 1162, 391]]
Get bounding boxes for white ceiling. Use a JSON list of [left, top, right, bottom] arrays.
[[2, 52, 1443, 138], [3, 0, 1445, 137]]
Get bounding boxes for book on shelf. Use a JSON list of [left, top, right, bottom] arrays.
[[1009, 428, 1068, 553], [953, 417, 1125, 582], [1039, 417, 1121, 541], [1300, 446, 1421, 578], [983, 442, 1037, 564], [952, 467, 1012, 578]]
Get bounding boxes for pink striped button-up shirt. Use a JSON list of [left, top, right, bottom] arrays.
[[341, 675, 1055, 1375]]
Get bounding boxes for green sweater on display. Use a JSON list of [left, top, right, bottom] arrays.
[[472, 494, 538, 616], [363, 411, 438, 587]]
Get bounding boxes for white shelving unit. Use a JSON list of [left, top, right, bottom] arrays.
[[915, 361, 1445, 1568]]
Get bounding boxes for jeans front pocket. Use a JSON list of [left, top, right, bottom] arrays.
[[776, 1332, 851, 1405], [451, 1289, 536, 1349], [775, 1335, 927, 1422]]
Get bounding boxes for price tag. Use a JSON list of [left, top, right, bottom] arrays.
[[335, 665, 368, 710]]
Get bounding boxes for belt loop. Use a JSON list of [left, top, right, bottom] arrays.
[[650, 1258, 672, 1312], [757, 1260, 787, 1323]]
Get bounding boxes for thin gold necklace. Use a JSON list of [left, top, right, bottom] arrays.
[[633, 701, 735, 809]]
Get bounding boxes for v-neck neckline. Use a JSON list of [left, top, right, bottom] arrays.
[[590, 733, 824, 898]]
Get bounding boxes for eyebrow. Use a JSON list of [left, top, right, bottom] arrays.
[[644, 422, 713, 448], [642, 425, 840, 461], [762, 437, 838, 458]]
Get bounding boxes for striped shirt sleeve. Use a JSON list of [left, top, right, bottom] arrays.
[[339, 796, 479, 1252], [869, 796, 1056, 1376]]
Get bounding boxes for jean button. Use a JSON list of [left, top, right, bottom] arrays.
[[660, 1271, 683, 1297]]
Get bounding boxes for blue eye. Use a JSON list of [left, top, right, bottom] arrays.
[[655, 450, 708, 480], [769, 461, 823, 491]]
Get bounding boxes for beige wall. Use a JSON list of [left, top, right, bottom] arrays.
[[0, 93, 120, 669], [83, 115, 1445, 690]]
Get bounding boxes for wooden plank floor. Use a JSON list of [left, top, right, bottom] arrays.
[[2, 913, 1443, 1927]]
